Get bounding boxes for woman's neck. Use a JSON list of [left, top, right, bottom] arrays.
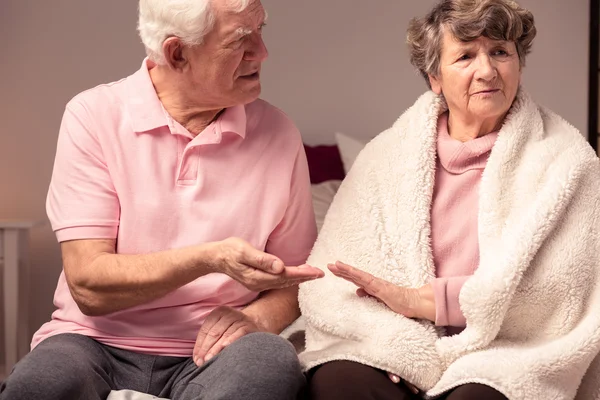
[[447, 111, 506, 143]]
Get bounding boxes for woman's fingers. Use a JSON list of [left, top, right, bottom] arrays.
[[405, 381, 420, 394], [387, 372, 419, 394], [329, 262, 387, 298]]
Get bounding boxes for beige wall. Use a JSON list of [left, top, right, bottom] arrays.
[[260, 0, 591, 144], [0, 0, 590, 361]]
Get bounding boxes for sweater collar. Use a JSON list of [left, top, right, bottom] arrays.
[[436, 112, 498, 174]]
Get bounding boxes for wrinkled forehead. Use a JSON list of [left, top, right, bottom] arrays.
[[212, 0, 267, 28], [212, 0, 266, 16], [441, 26, 513, 52]]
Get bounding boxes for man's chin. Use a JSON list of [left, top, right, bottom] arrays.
[[238, 84, 262, 104]]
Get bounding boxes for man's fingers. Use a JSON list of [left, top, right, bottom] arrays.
[[194, 313, 236, 365], [193, 311, 220, 358], [239, 246, 285, 274], [282, 265, 324, 279], [245, 265, 324, 291], [205, 324, 250, 362]]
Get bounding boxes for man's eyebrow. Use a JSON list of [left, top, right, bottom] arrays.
[[229, 12, 269, 40], [233, 27, 253, 39]]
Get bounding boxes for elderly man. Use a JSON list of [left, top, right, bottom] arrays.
[[0, 0, 323, 399]]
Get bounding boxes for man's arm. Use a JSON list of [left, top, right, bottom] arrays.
[[242, 286, 301, 334], [61, 238, 217, 316], [62, 237, 322, 317]]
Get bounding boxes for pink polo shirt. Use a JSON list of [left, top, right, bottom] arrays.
[[32, 60, 317, 356]]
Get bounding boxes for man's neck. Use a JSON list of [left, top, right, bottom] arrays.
[[149, 67, 224, 136]]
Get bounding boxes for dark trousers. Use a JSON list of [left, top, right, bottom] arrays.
[[308, 361, 508, 400], [1, 332, 305, 400]]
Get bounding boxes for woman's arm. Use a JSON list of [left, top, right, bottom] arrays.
[[329, 262, 472, 327]]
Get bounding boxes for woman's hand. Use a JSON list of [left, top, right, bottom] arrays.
[[387, 372, 420, 394], [327, 261, 436, 321]]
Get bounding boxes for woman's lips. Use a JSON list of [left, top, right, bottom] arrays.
[[474, 89, 500, 95]]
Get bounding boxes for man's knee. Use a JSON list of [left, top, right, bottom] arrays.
[[232, 332, 301, 372], [212, 332, 305, 399], [0, 334, 110, 400]]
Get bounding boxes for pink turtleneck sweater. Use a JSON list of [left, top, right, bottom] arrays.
[[429, 112, 498, 330]]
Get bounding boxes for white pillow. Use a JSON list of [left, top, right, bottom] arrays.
[[335, 132, 368, 174], [311, 180, 342, 232]]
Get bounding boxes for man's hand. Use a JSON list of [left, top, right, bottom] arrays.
[[327, 261, 436, 321], [212, 238, 324, 291], [193, 306, 262, 366]]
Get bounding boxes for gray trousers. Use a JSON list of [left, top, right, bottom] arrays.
[[0, 332, 305, 400]]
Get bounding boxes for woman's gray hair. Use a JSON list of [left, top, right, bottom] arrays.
[[407, 0, 536, 88], [138, 0, 251, 65]]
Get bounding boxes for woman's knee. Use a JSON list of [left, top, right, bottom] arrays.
[[309, 360, 410, 400], [445, 384, 508, 400]]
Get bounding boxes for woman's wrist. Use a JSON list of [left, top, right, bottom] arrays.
[[415, 284, 437, 322]]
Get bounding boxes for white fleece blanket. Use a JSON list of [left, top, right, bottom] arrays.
[[298, 90, 600, 400]]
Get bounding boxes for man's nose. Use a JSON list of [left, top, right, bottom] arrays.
[[244, 33, 269, 62]]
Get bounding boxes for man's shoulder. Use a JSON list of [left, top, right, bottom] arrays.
[[245, 98, 300, 137], [65, 71, 136, 116]]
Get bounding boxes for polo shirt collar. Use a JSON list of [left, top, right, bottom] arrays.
[[126, 59, 169, 133], [216, 104, 247, 139]]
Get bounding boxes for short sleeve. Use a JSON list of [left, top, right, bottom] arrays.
[[46, 100, 120, 242], [266, 145, 318, 266]]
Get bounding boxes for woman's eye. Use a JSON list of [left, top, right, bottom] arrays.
[[458, 54, 470, 61], [493, 49, 508, 56]]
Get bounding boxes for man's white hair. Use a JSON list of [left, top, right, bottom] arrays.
[[138, 0, 252, 65]]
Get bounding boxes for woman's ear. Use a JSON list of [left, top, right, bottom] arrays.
[[428, 74, 442, 95], [162, 37, 188, 71]]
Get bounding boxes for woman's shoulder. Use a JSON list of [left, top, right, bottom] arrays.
[[536, 103, 598, 166], [510, 91, 598, 169]]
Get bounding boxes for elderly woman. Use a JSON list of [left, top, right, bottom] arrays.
[[299, 1, 600, 399]]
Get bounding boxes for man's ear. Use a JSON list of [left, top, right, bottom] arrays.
[[162, 37, 188, 71], [428, 74, 442, 95]]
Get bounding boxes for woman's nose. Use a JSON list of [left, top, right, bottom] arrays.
[[474, 54, 497, 81]]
